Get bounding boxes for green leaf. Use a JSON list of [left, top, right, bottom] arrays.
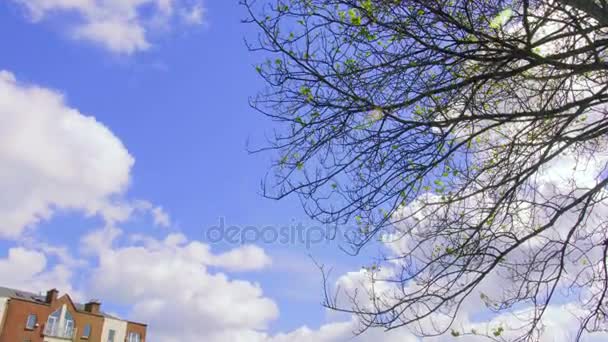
[[279, 155, 288, 166], [296, 161, 304, 170], [299, 86, 313, 102], [300, 86, 312, 96], [490, 8, 513, 29], [349, 8, 361, 25], [361, 0, 373, 13]]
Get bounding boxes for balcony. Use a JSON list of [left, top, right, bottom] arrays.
[[43, 323, 76, 340]]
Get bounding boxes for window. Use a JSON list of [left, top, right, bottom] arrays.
[[128, 332, 141, 342], [82, 324, 92, 338], [63, 310, 74, 336], [46, 309, 61, 335], [44, 306, 75, 338], [108, 329, 115, 342], [25, 314, 37, 329]]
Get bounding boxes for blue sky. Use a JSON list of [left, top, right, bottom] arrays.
[[1, 1, 605, 341], [0, 0, 357, 336]]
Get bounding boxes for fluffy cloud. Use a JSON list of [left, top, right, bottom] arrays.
[[151, 206, 171, 228], [0, 70, 134, 238], [86, 231, 277, 341], [293, 142, 608, 342], [415, 303, 608, 342], [73, 19, 150, 54], [12, 0, 204, 54], [0, 69, 279, 341], [278, 272, 608, 342], [0, 68, 280, 342], [130, 200, 172, 228], [210, 244, 272, 271], [0, 247, 81, 299], [268, 318, 418, 342]]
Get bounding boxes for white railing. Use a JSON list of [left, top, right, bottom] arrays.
[[43, 323, 76, 339]]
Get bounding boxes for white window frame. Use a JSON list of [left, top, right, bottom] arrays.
[[64, 319, 74, 336], [46, 314, 58, 335], [128, 332, 141, 342], [25, 314, 37, 329]]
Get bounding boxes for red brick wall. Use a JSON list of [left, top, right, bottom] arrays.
[[0, 295, 104, 342], [126, 322, 147, 342], [0, 298, 49, 342]]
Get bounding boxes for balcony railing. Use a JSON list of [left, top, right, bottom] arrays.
[[43, 323, 76, 340]]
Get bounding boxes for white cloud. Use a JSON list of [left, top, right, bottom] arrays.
[[13, 0, 205, 54], [0, 69, 277, 341], [26, 241, 88, 269], [431, 304, 608, 342], [128, 200, 172, 228], [0, 70, 134, 238], [0, 68, 284, 342], [73, 19, 150, 55], [86, 231, 278, 341], [0, 247, 81, 300], [312, 144, 608, 341], [272, 274, 608, 342], [268, 317, 418, 342], [81, 225, 124, 255], [211, 244, 272, 271], [151, 205, 171, 228]]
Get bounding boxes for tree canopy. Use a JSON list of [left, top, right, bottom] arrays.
[[244, 0, 608, 340]]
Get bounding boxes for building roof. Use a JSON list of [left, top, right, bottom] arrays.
[[0, 286, 46, 304], [0, 286, 120, 320]]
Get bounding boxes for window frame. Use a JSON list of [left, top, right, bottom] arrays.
[[64, 319, 74, 336], [46, 308, 61, 335], [108, 329, 116, 342], [25, 313, 37, 330], [128, 332, 141, 342], [82, 323, 92, 339]]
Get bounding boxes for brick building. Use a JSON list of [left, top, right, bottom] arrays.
[[0, 287, 146, 342]]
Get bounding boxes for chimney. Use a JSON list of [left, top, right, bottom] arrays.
[[84, 300, 101, 314], [45, 289, 58, 304]]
